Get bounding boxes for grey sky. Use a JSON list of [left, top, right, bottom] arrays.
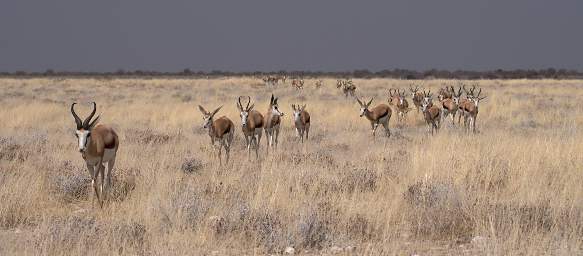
[[1, 0, 582, 72]]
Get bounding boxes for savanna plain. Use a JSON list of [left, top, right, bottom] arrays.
[[0, 77, 582, 255]]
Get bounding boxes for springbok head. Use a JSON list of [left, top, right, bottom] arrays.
[[452, 86, 463, 105], [291, 104, 306, 121], [409, 84, 420, 98], [269, 94, 284, 116], [421, 90, 433, 112], [471, 88, 487, 107], [71, 102, 100, 153], [237, 96, 255, 127], [462, 83, 477, 100], [398, 89, 407, 105], [356, 97, 374, 117], [198, 105, 222, 129]]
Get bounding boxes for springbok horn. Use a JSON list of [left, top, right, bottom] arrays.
[[71, 103, 82, 129], [82, 102, 97, 129]]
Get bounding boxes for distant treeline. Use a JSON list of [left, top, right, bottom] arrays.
[[1, 68, 582, 79]]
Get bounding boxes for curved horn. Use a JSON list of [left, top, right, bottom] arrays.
[[246, 96, 251, 111], [71, 103, 82, 129], [388, 88, 394, 97], [82, 102, 97, 128]]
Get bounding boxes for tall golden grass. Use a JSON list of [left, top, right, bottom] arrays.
[[0, 77, 582, 255]]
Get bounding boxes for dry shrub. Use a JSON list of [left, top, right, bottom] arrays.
[[110, 167, 139, 202], [404, 179, 473, 239], [243, 208, 285, 252], [34, 216, 147, 255], [181, 157, 204, 174], [339, 166, 378, 193], [125, 128, 172, 144]]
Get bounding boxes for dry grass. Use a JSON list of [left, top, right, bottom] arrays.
[[0, 77, 582, 255]]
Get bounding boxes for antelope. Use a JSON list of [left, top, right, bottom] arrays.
[[421, 91, 441, 135], [264, 94, 284, 153], [71, 102, 119, 208], [343, 80, 356, 98], [457, 84, 477, 125], [198, 105, 234, 165], [292, 79, 304, 90], [461, 88, 486, 133], [440, 86, 462, 125], [237, 96, 264, 159], [437, 85, 453, 101], [388, 89, 410, 123], [315, 80, 324, 89], [409, 84, 424, 113], [291, 104, 310, 143], [356, 97, 392, 138]]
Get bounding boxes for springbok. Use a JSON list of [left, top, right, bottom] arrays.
[[388, 88, 410, 123], [440, 86, 462, 125], [71, 102, 119, 208], [437, 85, 453, 101], [291, 104, 310, 143], [356, 97, 392, 138], [198, 105, 234, 165], [292, 79, 304, 90], [409, 84, 424, 113], [457, 84, 477, 125], [315, 80, 324, 89], [421, 91, 441, 135], [264, 94, 284, 153], [461, 88, 486, 133], [237, 96, 264, 159]]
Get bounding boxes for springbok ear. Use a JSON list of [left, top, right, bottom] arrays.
[[198, 105, 208, 115], [302, 104, 307, 111], [248, 104, 255, 111], [270, 94, 275, 104], [356, 97, 363, 106], [367, 97, 374, 106], [211, 105, 223, 117]]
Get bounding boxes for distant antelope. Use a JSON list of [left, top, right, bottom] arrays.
[[237, 96, 264, 159], [292, 79, 304, 90], [291, 104, 310, 143], [315, 80, 324, 89], [461, 88, 486, 133], [264, 94, 284, 153], [440, 86, 462, 125], [388, 88, 410, 123], [71, 102, 119, 208], [421, 91, 441, 135], [409, 84, 424, 113], [198, 105, 234, 165], [438, 85, 454, 101], [356, 97, 392, 138], [457, 84, 477, 125]]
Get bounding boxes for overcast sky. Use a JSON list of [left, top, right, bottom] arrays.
[[1, 0, 582, 72]]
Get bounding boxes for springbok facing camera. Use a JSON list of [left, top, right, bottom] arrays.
[[71, 102, 119, 208], [441, 86, 462, 125], [237, 96, 264, 159], [409, 84, 424, 113], [356, 97, 392, 138], [264, 94, 284, 153], [389, 88, 410, 123], [291, 104, 310, 143], [461, 88, 486, 133], [198, 105, 234, 165], [421, 90, 441, 135]]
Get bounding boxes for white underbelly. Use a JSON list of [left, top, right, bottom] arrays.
[[86, 149, 116, 165]]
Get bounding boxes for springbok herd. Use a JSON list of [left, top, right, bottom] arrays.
[[70, 79, 486, 207]]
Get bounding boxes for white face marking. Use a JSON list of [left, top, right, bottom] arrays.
[[203, 115, 212, 129], [359, 107, 367, 117], [271, 105, 283, 116], [453, 97, 460, 105], [293, 110, 301, 121], [399, 97, 404, 105], [75, 129, 91, 152], [240, 111, 249, 127]]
